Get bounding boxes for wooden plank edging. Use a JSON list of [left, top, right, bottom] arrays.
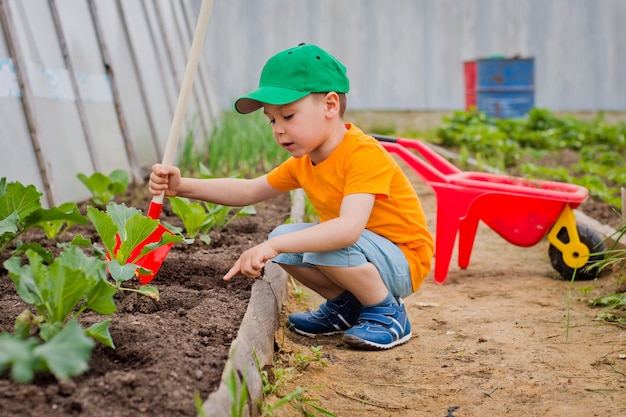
[[201, 261, 288, 417]]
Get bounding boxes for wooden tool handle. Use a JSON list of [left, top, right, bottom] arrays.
[[154, 0, 213, 204]]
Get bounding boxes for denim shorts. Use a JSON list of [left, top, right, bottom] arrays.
[[268, 222, 413, 299]]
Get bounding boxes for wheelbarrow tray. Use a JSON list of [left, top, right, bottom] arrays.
[[373, 135, 589, 283]]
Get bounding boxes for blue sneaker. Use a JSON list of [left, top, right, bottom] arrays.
[[287, 293, 362, 337], [342, 299, 412, 350]]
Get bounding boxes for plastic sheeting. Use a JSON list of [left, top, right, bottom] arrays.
[[4, 0, 94, 205], [0, 0, 217, 206]]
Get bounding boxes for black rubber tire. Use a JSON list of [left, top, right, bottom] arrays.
[[548, 223, 606, 280]]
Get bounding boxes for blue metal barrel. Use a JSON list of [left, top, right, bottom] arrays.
[[476, 58, 534, 118]]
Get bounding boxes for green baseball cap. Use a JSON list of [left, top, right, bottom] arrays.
[[235, 43, 350, 114]]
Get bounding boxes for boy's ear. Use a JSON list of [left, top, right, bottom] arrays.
[[323, 92, 341, 117]]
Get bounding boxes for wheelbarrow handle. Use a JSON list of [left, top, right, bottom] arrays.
[[372, 133, 463, 178], [371, 134, 398, 143]]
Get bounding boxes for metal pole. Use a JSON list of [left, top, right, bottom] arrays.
[[152, 0, 194, 134], [48, 0, 100, 173], [86, 0, 143, 184], [139, 0, 175, 118], [169, 0, 208, 137], [0, 0, 56, 206], [180, 0, 218, 126], [114, 0, 163, 160]]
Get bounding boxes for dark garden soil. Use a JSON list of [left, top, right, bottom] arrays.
[[0, 187, 291, 417]]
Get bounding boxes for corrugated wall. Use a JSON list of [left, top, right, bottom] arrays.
[[0, 0, 218, 207], [1, 0, 624, 206], [202, 0, 626, 111]]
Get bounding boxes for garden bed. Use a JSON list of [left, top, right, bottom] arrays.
[[0, 189, 291, 417]]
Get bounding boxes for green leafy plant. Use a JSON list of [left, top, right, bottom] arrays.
[[255, 347, 336, 417], [0, 177, 87, 253], [168, 196, 256, 245], [0, 200, 187, 383], [0, 320, 94, 384], [168, 196, 214, 243], [1, 246, 116, 383], [589, 285, 626, 326], [294, 345, 328, 372], [586, 221, 626, 325], [225, 364, 249, 417], [86, 202, 183, 293], [77, 169, 129, 207], [436, 108, 626, 210], [171, 111, 289, 184], [576, 285, 596, 298], [289, 276, 310, 308], [206, 202, 257, 230], [260, 386, 307, 417], [194, 391, 207, 417], [256, 350, 296, 398]]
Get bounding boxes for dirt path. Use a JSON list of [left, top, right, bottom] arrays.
[[269, 179, 626, 417]]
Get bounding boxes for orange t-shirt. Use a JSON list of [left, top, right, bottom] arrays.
[[266, 124, 434, 291]]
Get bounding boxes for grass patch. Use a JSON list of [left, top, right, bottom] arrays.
[[179, 110, 289, 178]]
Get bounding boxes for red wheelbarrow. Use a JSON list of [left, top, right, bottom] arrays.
[[373, 134, 606, 284]]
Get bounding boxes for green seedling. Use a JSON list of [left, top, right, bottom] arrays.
[[260, 387, 307, 417], [194, 391, 207, 417], [0, 320, 94, 384], [1, 246, 116, 383], [168, 196, 214, 243], [260, 384, 337, 417], [254, 346, 336, 417], [590, 283, 626, 326], [0, 177, 87, 253], [591, 293, 626, 309], [436, 108, 626, 210], [225, 365, 249, 417], [168, 196, 256, 245], [0, 200, 186, 383], [77, 169, 129, 207], [290, 396, 338, 417], [585, 221, 626, 324], [575, 285, 596, 302], [86, 202, 182, 293], [205, 202, 257, 230], [294, 345, 328, 372], [255, 349, 296, 398], [290, 276, 310, 307]]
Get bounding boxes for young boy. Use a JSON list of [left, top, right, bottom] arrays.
[[149, 43, 434, 350]]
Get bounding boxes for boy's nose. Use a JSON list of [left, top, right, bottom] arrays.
[[272, 122, 285, 135]]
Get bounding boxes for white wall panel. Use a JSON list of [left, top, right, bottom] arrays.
[[119, 0, 172, 158], [55, 0, 131, 176], [200, 0, 626, 112], [0, 28, 46, 204], [93, 0, 157, 167], [10, 0, 92, 205], [154, 0, 204, 147], [172, 0, 209, 140]]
